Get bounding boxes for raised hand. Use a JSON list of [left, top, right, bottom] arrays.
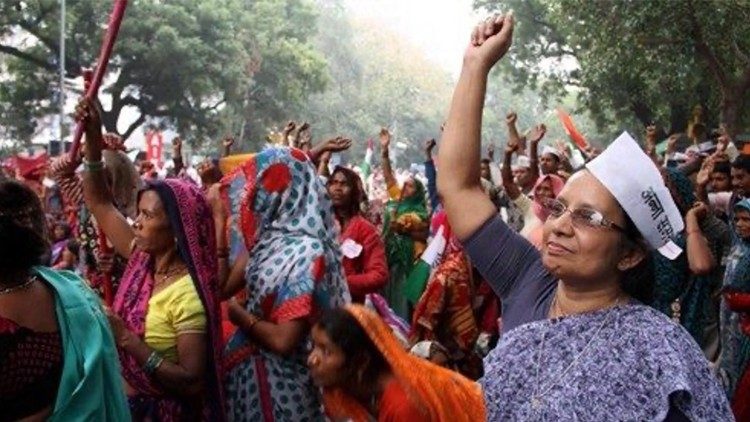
[[527, 124, 547, 144], [282, 121, 296, 144], [465, 12, 515, 71], [172, 136, 182, 150], [425, 138, 437, 153], [222, 137, 235, 149], [324, 137, 353, 153], [487, 144, 496, 160], [74, 98, 101, 136], [687, 201, 709, 222], [505, 141, 520, 155], [696, 157, 715, 187], [645, 125, 658, 145], [379, 128, 391, 150], [506, 111, 517, 126]]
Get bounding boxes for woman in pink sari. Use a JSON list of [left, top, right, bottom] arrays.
[[77, 99, 225, 421]]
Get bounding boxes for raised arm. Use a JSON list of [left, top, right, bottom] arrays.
[[379, 128, 398, 190], [423, 139, 440, 211], [172, 137, 184, 175], [222, 136, 234, 158], [527, 124, 545, 182], [501, 143, 522, 200], [437, 14, 514, 240], [684, 202, 716, 276], [77, 98, 135, 259]]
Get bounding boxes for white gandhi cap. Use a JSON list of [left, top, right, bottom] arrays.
[[586, 132, 684, 260]]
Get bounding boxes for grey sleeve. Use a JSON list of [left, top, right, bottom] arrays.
[[462, 214, 551, 299]]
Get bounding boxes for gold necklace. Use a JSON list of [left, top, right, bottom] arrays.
[[0, 276, 37, 295]]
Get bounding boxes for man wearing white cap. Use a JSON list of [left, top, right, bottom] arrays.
[[540, 145, 562, 175], [510, 155, 536, 195], [437, 12, 731, 421]]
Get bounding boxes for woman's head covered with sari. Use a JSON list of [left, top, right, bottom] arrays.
[[382, 176, 428, 264], [221, 147, 350, 317], [114, 178, 225, 420], [531, 174, 565, 221], [309, 304, 485, 422]]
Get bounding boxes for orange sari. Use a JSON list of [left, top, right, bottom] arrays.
[[322, 305, 485, 422]]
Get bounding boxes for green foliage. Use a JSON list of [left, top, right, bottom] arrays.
[[0, 0, 328, 150], [294, 5, 454, 164], [474, 0, 750, 136]]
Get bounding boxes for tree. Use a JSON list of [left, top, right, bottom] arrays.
[[296, 4, 454, 164], [474, 0, 750, 136], [0, 0, 327, 150]]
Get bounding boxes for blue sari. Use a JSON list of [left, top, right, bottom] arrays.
[[33, 266, 130, 421]]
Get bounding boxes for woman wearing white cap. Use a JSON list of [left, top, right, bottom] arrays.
[[437, 13, 732, 421]]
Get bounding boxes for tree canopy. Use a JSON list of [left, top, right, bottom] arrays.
[[475, 0, 750, 137], [0, 0, 327, 150]]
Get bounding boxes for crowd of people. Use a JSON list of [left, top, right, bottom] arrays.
[[2, 12, 749, 421]]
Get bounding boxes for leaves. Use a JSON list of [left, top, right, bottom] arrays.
[[475, 0, 750, 137], [0, 0, 328, 150]]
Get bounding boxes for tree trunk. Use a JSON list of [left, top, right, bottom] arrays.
[[668, 101, 689, 134], [720, 90, 740, 138], [630, 100, 654, 127]]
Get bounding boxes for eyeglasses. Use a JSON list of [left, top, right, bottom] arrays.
[[542, 198, 626, 233]]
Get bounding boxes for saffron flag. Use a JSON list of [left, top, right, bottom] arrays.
[[557, 108, 589, 150]]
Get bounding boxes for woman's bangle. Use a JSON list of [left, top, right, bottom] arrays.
[[143, 351, 164, 376], [244, 313, 261, 331], [84, 159, 104, 172]]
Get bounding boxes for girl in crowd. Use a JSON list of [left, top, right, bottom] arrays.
[[49, 222, 71, 267], [327, 166, 389, 303], [437, 13, 731, 420], [216, 147, 350, 421], [718, 199, 750, 419], [308, 305, 484, 421], [379, 128, 429, 319], [0, 179, 129, 421], [77, 99, 225, 420]]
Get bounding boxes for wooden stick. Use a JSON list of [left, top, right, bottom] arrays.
[[68, 0, 129, 159]]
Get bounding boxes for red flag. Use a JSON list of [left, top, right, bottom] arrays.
[[557, 108, 590, 150]]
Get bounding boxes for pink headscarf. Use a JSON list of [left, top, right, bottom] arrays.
[[531, 174, 566, 222]]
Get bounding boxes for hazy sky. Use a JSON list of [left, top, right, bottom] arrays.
[[343, 0, 480, 76]]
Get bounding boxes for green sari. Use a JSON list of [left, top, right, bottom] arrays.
[[382, 178, 428, 319], [33, 266, 130, 421]]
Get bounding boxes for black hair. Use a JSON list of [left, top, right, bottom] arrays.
[[713, 161, 731, 176], [480, 158, 491, 165], [732, 154, 750, 173], [329, 167, 364, 217], [619, 212, 654, 304], [0, 180, 49, 277], [65, 239, 80, 260], [315, 308, 389, 384]]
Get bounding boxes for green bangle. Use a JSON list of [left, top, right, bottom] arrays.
[[143, 350, 164, 376], [84, 160, 104, 172]]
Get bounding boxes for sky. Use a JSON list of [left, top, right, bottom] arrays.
[[343, 0, 480, 76]]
